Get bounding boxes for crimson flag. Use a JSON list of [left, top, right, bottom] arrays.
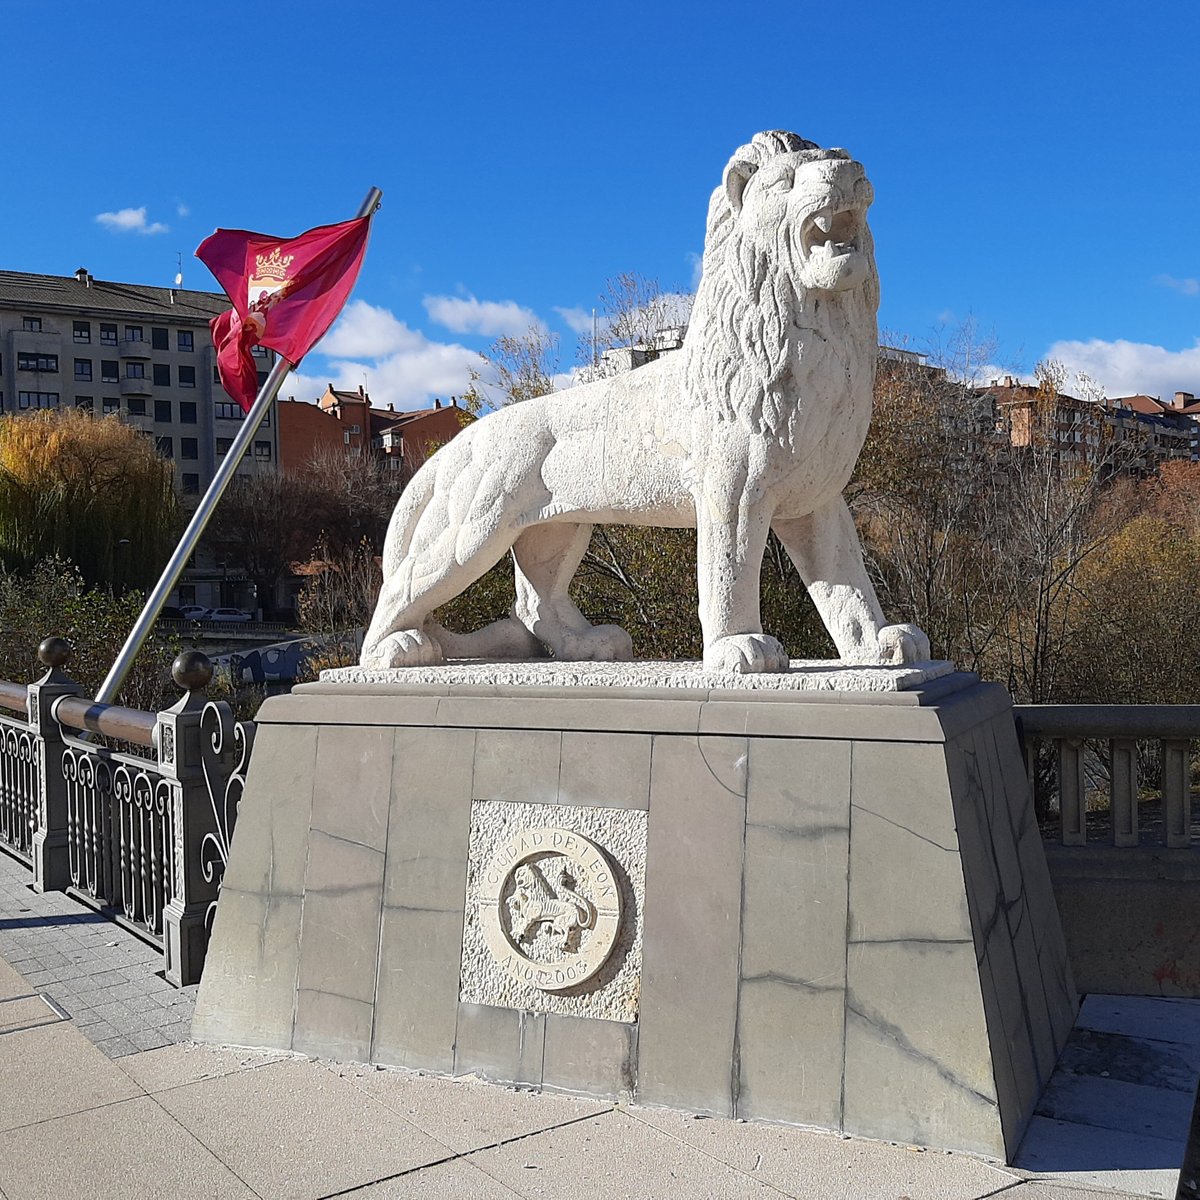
[[196, 216, 371, 412]]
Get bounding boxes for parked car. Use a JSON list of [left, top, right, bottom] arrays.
[[205, 607, 255, 623], [157, 606, 188, 621], [177, 604, 209, 621]]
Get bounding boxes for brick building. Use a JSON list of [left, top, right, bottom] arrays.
[[277, 384, 471, 481]]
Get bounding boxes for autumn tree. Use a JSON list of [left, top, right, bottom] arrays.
[[0, 408, 179, 592]]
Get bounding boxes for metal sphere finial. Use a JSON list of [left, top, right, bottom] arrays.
[[38, 637, 71, 668], [172, 650, 213, 692]]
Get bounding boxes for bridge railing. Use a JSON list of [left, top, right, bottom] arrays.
[[0, 639, 254, 986], [1014, 705, 1198, 848]]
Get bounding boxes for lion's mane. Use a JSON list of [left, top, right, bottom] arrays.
[[681, 130, 881, 443]]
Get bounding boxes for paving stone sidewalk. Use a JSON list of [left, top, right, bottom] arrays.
[[0, 845, 1186, 1199], [0, 848, 195, 1057]]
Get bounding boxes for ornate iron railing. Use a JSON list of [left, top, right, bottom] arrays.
[[199, 700, 255, 934], [62, 745, 174, 940], [0, 713, 38, 864], [0, 639, 255, 984]]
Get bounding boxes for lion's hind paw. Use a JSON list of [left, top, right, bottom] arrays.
[[361, 628, 444, 669], [877, 623, 932, 665], [554, 623, 634, 663], [703, 633, 789, 675]]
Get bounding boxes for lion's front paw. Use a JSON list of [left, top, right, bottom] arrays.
[[361, 628, 444, 669], [556, 623, 634, 663], [704, 634, 789, 675], [877, 623, 932, 665]]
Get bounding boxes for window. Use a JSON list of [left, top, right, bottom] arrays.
[[156, 436, 173, 459], [179, 401, 197, 424], [18, 391, 58, 409], [100, 324, 117, 346], [344, 431, 352, 444], [212, 366, 221, 383], [182, 472, 200, 495], [256, 370, 268, 388], [178, 365, 196, 388], [348, 423, 361, 434], [75, 396, 94, 411], [177, 584, 196, 604], [21, 316, 41, 332], [102, 397, 119, 414], [74, 359, 92, 381], [254, 440, 272, 460], [17, 353, 58, 372], [124, 325, 143, 342], [127, 398, 147, 415], [73, 321, 91, 344], [126, 361, 145, 379], [215, 437, 233, 454], [101, 360, 118, 383], [177, 330, 194, 352], [251, 344, 269, 358], [153, 364, 171, 387], [387, 456, 402, 471], [215, 402, 243, 420], [151, 327, 169, 351], [181, 437, 198, 460], [155, 400, 172, 423]]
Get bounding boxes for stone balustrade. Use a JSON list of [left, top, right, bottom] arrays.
[[0, 639, 254, 986], [1014, 705, 1199, 848]]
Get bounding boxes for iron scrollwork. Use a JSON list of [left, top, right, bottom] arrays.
[[199, 701, 255, 932]]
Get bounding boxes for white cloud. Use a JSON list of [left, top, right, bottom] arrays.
[[554, 306, 594, 336], [288, 299, 481, 410], [95, 206, 169, 235], [316, 299, 426, 359], [1156, 274, 1200, 297], [686, 251, 704, 289], [423, 293, 543, 337], [176, 201, 191, 218], [1045, 337, 1200, 400]]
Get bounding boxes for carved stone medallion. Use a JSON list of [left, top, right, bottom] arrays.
[[478, 827, 621, 993]]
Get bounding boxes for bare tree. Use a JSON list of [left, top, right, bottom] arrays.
[[463, 325, 560, 410], [575, 272, 693, 382]]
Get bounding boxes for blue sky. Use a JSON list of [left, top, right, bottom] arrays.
[[3, 0, 1198, 406]]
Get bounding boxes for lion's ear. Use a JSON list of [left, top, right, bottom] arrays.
[[724, 159, 756, 213]]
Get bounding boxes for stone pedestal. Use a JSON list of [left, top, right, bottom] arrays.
[[193, 669, 1076, 1160]]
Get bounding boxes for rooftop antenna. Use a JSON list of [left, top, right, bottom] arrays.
[[174, 251, 184, 289]]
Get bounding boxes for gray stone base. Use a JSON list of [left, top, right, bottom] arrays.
[[193, 671, 1077, 1161]]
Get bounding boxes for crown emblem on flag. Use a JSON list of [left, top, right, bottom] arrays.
[[253, 247, 295, 282]]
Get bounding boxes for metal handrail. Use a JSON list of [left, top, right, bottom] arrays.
[[0, 681, 26, 713], [51, 694, 156, 747]]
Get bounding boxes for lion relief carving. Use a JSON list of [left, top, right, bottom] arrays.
[[361, 130, 929, 674]]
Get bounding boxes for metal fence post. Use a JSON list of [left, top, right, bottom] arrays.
[[158, 651, 218, 986], [28, 639, 82, 892]]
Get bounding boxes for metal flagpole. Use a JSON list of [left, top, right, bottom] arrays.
[[94, 187, 383, 707]]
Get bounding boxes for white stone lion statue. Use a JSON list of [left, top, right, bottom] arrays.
[[361, 130, 929, 674]]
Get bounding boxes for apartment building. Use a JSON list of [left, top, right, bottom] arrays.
[[0, 268, 281, 492], [0, 267, 282, 610], [276, 385, 471, 482]]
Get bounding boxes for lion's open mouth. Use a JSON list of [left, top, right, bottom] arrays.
[[800, 206, 863, 262]]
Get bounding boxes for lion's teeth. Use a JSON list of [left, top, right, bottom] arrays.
[[814, 213, 833, 235]]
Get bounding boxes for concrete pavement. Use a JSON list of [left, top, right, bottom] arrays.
[[0, 848, 1188, 1199]]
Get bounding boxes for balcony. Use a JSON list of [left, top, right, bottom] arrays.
[[118, 337, 151, 358], [119, 374, 152, 397]]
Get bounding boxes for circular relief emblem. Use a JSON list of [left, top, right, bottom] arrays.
[[478, 827, 622, 993]]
